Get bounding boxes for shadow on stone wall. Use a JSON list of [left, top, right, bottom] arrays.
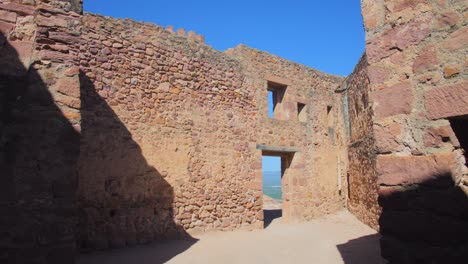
[[336, 234, 384, 264], [378, 176, 468, 263], [0, 33, 80, 263], [77, 71, 197, 260], [0, 31, 196, 263]]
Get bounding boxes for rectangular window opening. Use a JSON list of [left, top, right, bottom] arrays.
[[297, 103, 306, 122], [267, 81, 286, 119]]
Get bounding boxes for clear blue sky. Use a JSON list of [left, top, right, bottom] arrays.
[[84, 1, 365, 76]]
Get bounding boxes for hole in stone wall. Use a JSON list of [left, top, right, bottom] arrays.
[[267, 81, 286, 119], [298, 103, 306, 122], [449, 115, 468, 165]]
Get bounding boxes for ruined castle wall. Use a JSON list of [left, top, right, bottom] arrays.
[[226, 46, 345, 221], [343, 54, 381, 230], [362, 0, 468, 262], [76, 12, 345, 249], [77, 14, 263, 250], [0, 0, 82, 263]]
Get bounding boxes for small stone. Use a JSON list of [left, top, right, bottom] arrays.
[[102, 63, 112, 70], [96, 55, 108, 62], [102, 47, 111, 55], [102, 40, 112, 47], [443, 64, 460, 78], [158, 82, 170, 92], [112, 43, 123, 48], [169, 87, 180, 94], [145, 48, 154, 55]]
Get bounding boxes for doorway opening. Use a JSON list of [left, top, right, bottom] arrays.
[[261, 149, 294, 227], [262, 155, 282, 227]]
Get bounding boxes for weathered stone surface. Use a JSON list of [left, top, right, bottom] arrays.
[[362, 0, 468, 262], [9, 40, 34, 67], [442, 27, 468, 51], [0, 20, 14, 33], [0, 9, 17, 23], [443, 64, 460, 78], [373, 82, 413, 118], [385, 0, 428, 13], [412, 45, 439, 73], [0, 2, 35, 15], [55, 77, 80, 98], [425, 81, 468, 120], [39, 49, 75, 62], [376, 154, 456, 186], [345, 55, 381, 230], [438, 11, 460, 28], [374, 122, 403, 153], [48, 31, 80, 44], [366, 14, 431, 63], [423, 125, 459, 148]]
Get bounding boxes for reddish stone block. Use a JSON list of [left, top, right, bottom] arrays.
[[423, 125, 459, 148], [442, 27, 468, 51], [0, 10, 17, 23], [10, 40, 33, 66], [48, 31, 80, 45], [366, 14, 431, 63], [412, 45, 439, 74], [367, 65, 390, 86], [373, 82, 413, 118], [376, 153, 456, 186], [374, 122, 404, 153], [0, 20, 14, 34], [39, 49, 75, 62], [36, 14, 69, 28], [56, 77, 80, 98], [0, 2, 35, 16], [425, 81, 468, 120], [438, 11, 460, 28]]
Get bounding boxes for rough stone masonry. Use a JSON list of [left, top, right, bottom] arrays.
[[0, 0, 467, 263]]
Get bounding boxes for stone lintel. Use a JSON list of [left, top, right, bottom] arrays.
[[265, 75, 292, 86], [256, 144, 300, 154]]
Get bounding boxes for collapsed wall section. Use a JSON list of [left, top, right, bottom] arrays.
[[362, 0, 468, 262]]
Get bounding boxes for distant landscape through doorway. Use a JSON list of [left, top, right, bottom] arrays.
[[262, 156, 282, 227]]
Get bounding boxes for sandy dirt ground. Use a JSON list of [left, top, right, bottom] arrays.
[[77, 210, 387, 264]]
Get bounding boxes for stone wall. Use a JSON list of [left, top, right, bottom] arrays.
[[227, 45, 345, 221], [77, 13, 344, 250], [342, 54, 381, 230], [77, 13, 259, 250], [362, 0, 468, 262], [0, 0, 82, 263]]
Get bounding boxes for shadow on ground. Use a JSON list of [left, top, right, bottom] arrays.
[[264, 209, 282, 228], [337, 234, 386, 264], [76, 239, 196, 264]]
